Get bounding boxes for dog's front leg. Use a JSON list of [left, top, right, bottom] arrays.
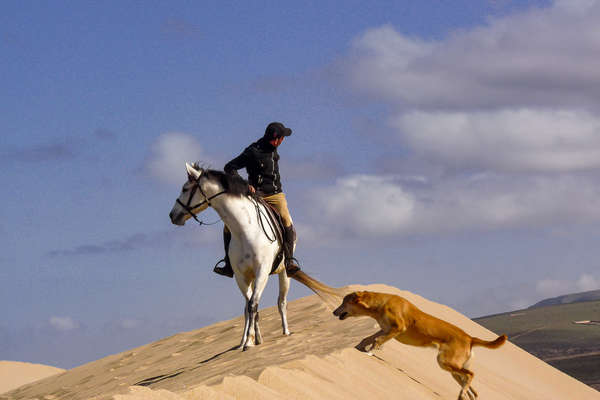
[[372, 327, 403, 351], [356, 330, 386, 353]]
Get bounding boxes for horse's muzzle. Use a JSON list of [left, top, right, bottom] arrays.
[[169, 210, 185, 226]]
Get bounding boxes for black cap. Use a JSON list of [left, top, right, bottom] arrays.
[[264, 122, 292, 140]]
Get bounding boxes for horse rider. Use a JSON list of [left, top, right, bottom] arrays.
[[213, 122, 301, 278]]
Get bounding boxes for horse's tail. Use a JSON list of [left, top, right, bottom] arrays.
[[289, 270, 346, 306]]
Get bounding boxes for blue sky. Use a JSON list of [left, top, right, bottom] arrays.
[[4, 0, 600, 369]]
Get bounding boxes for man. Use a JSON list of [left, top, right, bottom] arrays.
[[213, 121, 300, 277]]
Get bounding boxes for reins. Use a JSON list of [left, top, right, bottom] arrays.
[[252, 197, 278, 243], [178, 173, 279, 242]]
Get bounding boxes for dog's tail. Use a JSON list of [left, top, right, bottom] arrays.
[[471, 334, 507, 349]]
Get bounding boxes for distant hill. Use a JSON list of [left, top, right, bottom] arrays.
[[475, 298, 600, 390], [530, 289, 600, 309]]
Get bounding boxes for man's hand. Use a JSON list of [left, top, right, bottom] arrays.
[[248, 185, 256, 194]]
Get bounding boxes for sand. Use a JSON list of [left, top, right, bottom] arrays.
[[0, 361, 64, 395], [2, 284, 599, 400]]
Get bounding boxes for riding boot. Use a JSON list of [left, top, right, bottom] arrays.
[[283, 225, 300, 276], [213, 229, 234, 278]]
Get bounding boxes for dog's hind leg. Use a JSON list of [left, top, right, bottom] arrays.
[[462, 351, 478, 399], [437, 346, 475, 400], [468, 385, 478, 400], [450, 373, 477, 400], [453, 370, 474, 400]]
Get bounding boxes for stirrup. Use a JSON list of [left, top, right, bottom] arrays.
[[213, 259, 234, 278]]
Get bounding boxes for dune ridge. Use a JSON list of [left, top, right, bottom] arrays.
[[2, 284, 599, 400], [0, 361, 64, 395]]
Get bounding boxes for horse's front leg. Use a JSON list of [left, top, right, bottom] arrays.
[[243, 296, 257, 351], [240, 299, 250, 349], [234, 273, 253, 350], [243, 268, 269, 351], [278, 270, 291, 336]]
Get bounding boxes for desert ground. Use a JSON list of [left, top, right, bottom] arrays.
[[2, 284, 599, 400]]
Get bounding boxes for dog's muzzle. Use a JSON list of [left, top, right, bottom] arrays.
[[333, 306, 348, 320]]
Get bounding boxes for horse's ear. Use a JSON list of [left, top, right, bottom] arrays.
[[186, 162, 201, 180]]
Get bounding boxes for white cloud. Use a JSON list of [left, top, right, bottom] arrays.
[[343, 1, 600, 180], [336, 1, 600, 240], [555, 0, 597, 14], [348, 2, 600, 110], [535, 279, 572, 298], [305, 173, 600, 238], [49, 316, 79, 332], [576, 273, 600, 291], [147, 132, 210, 185], [394, 109, 600, 173], [536, 273, 600, 298], [310, 175, 415, 237]]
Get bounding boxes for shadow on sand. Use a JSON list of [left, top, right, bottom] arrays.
[[134, 345, 239, 387]]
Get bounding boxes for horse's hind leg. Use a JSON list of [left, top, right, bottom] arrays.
[[254, 311, 262, 345], [278, 270, 291, 335]]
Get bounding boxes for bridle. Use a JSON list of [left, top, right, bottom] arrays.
[[176, 173, 226, 225], [176, 170, 278, 242]]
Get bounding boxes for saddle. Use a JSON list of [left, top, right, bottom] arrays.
[[255, 197, 285, 274]]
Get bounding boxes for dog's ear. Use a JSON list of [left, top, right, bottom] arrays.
[[354, 292, 369, 309]]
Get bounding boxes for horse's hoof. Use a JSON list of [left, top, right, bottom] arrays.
[[283, 331, 291, 336]]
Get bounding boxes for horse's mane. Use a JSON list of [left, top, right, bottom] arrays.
[[205, 169, 250, 197]]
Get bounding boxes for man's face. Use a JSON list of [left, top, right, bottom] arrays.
[[270, 136, 284, 147]]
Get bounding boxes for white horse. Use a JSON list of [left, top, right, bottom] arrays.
[[169, 163, 291, 350]]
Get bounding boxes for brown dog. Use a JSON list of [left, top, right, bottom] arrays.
[[333, 291, 507, 400]]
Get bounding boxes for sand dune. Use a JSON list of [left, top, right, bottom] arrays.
[[0, 361, 64, 395], [2, 284, 599, 400]]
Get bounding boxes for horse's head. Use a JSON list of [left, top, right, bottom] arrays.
[[169, 162, 224, 226]]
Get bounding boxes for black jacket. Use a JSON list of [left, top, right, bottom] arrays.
[[224, 138, 282, 196]]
